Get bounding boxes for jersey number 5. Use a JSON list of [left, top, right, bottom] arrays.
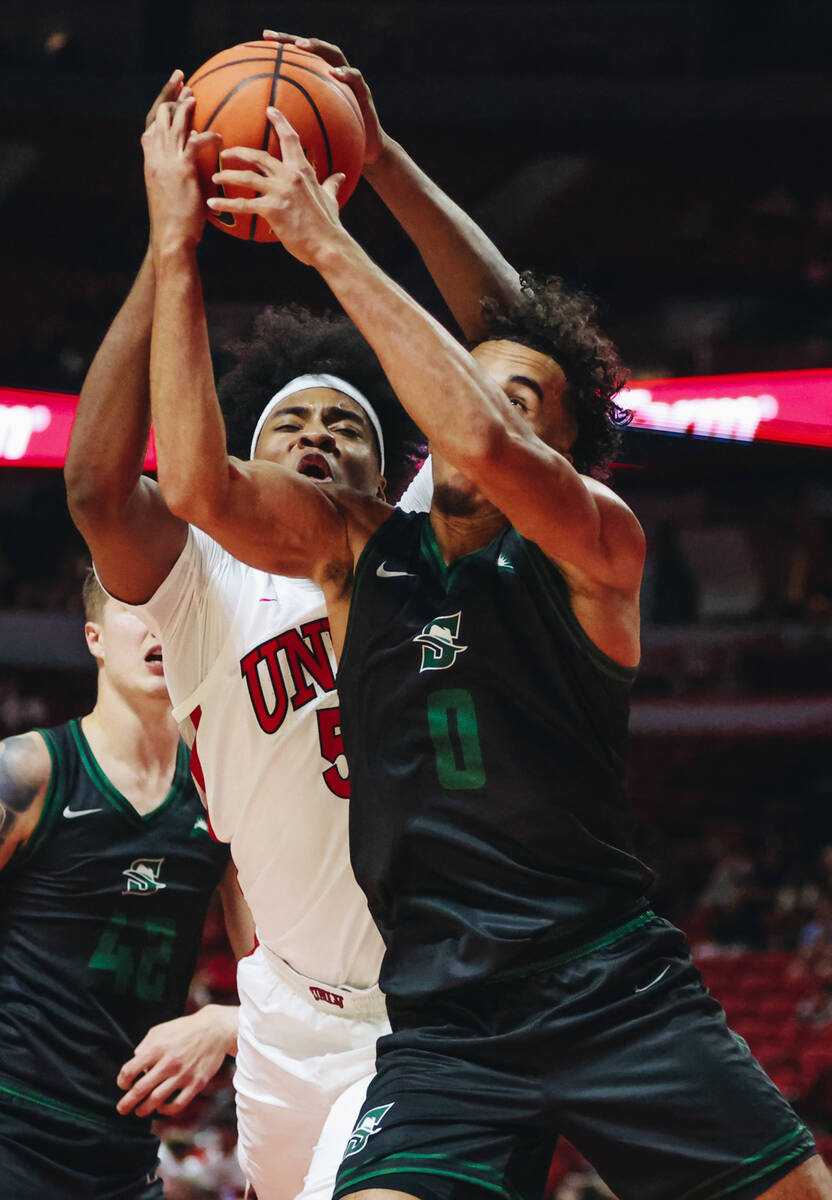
[[317, 705, 350, 798]]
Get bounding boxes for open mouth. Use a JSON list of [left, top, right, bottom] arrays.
[[145, 647, 163, 665], [297, 453, 333, 482]]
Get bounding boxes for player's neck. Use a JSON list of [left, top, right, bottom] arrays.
[[428, 504, 508, 565], [82, 679, 179, 786]]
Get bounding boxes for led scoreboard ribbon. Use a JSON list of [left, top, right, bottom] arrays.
[[622, 368, 832, 449], [0, 388, 157, 468], [1, 370, 832, 466]]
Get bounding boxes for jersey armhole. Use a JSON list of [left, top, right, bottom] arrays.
[[10, 729, 66, 868], [338, 509, 407, 683], [519, 537, 639, 683]]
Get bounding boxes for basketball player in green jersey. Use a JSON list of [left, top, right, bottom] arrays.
[[0, 570, 252, 1199], [141, 43, 832, 1200]]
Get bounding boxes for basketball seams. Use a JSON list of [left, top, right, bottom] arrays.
[[203, 75, 275, 131], [249, 43, 286, 242], [275, 77, 334, 177], [239, 41, 364, 123], [189, 55, 279, 89], [189, 41, 365, 243]]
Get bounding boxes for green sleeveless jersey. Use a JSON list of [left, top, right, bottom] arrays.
[[0, 719, 230, 1130], [337, 510, 653, 1000]]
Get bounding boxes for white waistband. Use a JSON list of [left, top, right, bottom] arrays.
[[259, 943, 387, 1021]]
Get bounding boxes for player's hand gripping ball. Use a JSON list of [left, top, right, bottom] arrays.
[[186, 40, 366, 242]]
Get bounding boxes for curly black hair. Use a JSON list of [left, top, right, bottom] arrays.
[[478, 271, 630, 477], [216, 305, 423, 500]]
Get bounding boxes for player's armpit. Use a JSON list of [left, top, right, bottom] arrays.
[[0, 732, 52, 871]]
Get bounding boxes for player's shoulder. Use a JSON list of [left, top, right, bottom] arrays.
[[0, 729, 53, 794], [583, 475, 645, 560], [0, 729, 54, 870]]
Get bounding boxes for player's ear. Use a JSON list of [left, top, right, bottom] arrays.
[[84, 621, 105, 665], [376, 475, 387, 501]]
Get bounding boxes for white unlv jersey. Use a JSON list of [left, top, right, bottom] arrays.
[[133, 526, 383, 989]]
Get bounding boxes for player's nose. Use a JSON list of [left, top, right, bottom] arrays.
[[300, 429, 337, 451]]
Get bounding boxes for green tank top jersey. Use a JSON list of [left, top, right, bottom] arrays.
[[337, 510, 654, 1000], [0, 719, 230, 1130]]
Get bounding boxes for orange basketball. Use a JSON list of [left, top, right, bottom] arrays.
[[186, 40, 366, 243]]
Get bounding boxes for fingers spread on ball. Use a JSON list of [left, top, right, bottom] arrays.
[[267, 107, 305, 162], [216, 145, 272, 172]]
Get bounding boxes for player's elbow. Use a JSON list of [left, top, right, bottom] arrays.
[[64, 456, 122, 530], [156, 467, 224, 531]]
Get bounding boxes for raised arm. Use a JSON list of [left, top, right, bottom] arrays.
[[264, 31, 522, 340], [65, 73, 191, 604], [209, 112, 644, 597], [0, 732, 51, 872], [142, 98, 357, 595]]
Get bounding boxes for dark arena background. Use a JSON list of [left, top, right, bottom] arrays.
[[2, 3, 832, 1196]]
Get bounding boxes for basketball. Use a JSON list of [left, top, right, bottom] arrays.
[[186, 40, 366, 243]]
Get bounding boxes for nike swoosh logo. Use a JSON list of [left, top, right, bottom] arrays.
[[634, 963, 672, 994], [63, 805, 103, 819], [259, 597, 280, 603], [377, 562, 416, 579]]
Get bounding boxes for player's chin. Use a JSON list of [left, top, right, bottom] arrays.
[[142, 673, 171, 700], [433, 477, 485, 517]]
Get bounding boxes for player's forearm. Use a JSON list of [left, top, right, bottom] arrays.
[[65, 251, 155, 516], [312, 236, 511, 470], [364, 138, 520, 341], [150, 243, 231, 524]]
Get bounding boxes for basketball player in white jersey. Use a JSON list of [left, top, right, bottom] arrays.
[[66, 37, 519, 1200]]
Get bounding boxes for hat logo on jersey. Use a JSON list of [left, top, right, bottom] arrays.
[[343, 1104, 394, 1158], [122, 857, 167, 896], [414, 612, 468, 672]]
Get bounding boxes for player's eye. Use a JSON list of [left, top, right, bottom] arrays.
[[507, 395, 528, 412], [335, 425, 361, 438], [273, 422, 301, 432]]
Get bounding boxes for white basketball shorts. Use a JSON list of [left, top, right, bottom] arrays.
[[234, 945, 389, 1200]]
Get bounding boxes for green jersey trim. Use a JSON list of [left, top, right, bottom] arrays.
[[0, 1072, 117, 1130], [419, 518, 499, 591], [678, 1127, 811, 1200], [490, 907, 655, 982], [70, 719, 190, 827], [337, 1151, 522, 1200], [11, 728, 66, 868]]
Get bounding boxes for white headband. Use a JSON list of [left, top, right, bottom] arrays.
[[248, 373, 385, 473]]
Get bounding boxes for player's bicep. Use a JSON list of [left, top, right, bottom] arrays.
[[0, 733, 51, 871], [74, 476, 189, 605]]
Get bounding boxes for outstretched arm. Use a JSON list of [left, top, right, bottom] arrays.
[[65, 73, 191, 604], [143, 98, 358, 593], [264, 31, 522, 340], [210, 113, 644, 599]]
